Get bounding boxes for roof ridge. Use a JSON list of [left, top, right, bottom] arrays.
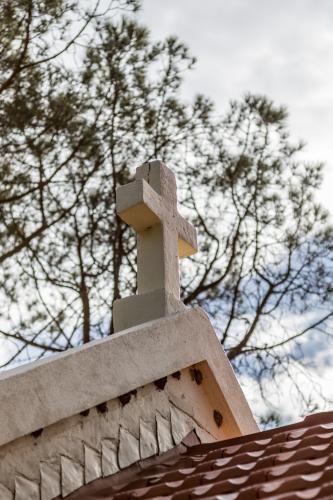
[[183, 410, 333, 454]]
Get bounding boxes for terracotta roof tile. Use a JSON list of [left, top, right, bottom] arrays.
[[66, 410, 333, 499]]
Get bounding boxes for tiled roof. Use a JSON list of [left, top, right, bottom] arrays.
[[66, 411, 333, 499]]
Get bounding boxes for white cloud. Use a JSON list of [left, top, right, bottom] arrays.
[[238, 327, 333, 426], [140, 0, 333, 212], [137, 5, 333, 419]]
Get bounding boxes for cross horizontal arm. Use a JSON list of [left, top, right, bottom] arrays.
[[116, 176, 197, 257], [113, 160, 199, 331], [177, 215, 198, 258], [116, 179, 163, 232]]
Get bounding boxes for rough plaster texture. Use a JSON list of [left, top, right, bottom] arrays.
[[0, 308, 258, 498], [113, 287, 186, 332], [114, 161, 197, 330], [0, 161, 259, 497], [117, 161, 197, 259], [0, 368, 216, 497], [0, 308, 257, 451]]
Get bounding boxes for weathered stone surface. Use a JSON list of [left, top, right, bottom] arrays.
[[0, 367, 221, 492], [118, 428, 140, 469], [135, 162, 197, 258], [0, 162, 259, 498], [136, 221, 179, 298], [116, 177, 163, 231], [15, 475, 40, 500], [156, 413, 174, 453], [195, 426, 216, 444], [84, 444, 102, 484], [0, 310, 258, 497], [40, 461, 61, 500], [114, 161, 197, 330], [61, 456, 84, 497], [170, 404, 196, 445], [0, 483, 13, 500], [0, 308, 258, 450], [101, 439, 119, 477], [139, 419, 158, 459], [113, 288, 185, 332]]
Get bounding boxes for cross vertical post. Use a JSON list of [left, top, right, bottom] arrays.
[[113, 160, 197, 332], [136, 162, 180, 299]]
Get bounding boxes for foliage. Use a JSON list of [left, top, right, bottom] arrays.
[[1, 0, 333, 416]]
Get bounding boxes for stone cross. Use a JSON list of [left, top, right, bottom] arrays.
[[113, 160, 197, 331]]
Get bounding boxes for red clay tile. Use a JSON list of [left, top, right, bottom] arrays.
[[64, 410, 333, 499]]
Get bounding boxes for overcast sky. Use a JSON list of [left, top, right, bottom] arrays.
[[139, 0, 333, 212], [138, 0, 333, 422]]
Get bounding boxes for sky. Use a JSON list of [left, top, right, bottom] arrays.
[[2, 0, 333, 424], [138, 0, 333, 423], [139, 0, 333, 212]]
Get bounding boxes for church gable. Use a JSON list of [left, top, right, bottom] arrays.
[[0, 162, 257, 499]]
